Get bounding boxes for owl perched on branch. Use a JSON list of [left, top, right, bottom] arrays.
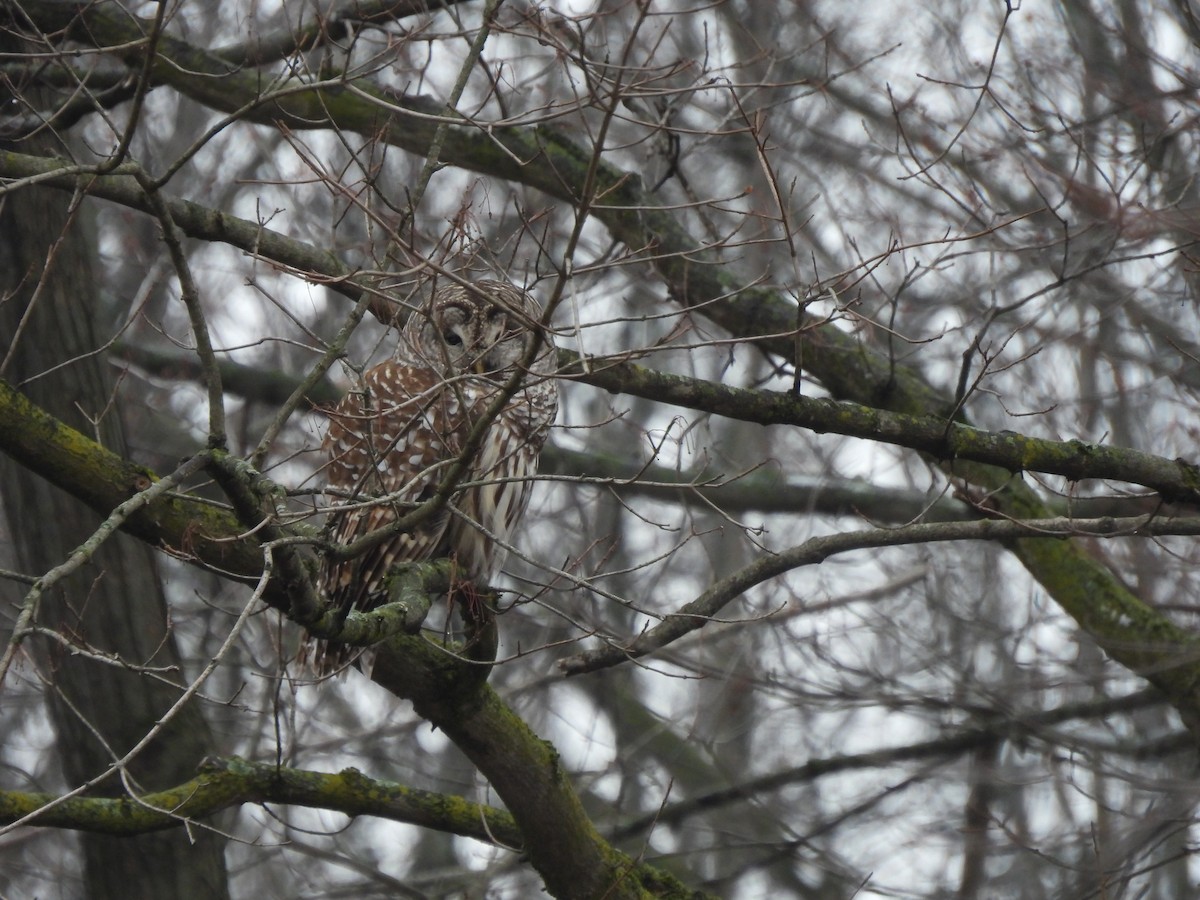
[[312, 280, 559, 672]]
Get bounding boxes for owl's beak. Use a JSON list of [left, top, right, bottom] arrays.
[[473, 358, 488, 375]]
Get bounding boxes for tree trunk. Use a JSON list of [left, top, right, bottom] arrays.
[[0, 169, 231, 897]]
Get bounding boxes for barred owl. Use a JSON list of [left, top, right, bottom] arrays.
[[313, 281, 558, 672]]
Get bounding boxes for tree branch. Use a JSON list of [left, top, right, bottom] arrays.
[[568, 353, 1200, 505], [561, 513, 1200, 675], [113, 341, 342, 407], [371, 633, 704, 900], [0, 375, 265, 584], [611, 688, 1177, 840], [0, 756, 521, 845]]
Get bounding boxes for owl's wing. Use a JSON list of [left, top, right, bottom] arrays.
[[318, 361, 472, 626], [449, 378, 559, 580]]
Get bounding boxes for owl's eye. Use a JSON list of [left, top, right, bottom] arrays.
[[442, 329, 463, 347]]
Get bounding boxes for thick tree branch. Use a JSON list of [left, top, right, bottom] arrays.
[[106, 340, 1165, 522], [0, 756, 521, 845], [371, 633, 703, 900], [0, 375, 265, 583], [569, 354, 1200, 505], [115, 338, 1169, 523], [0, 377, 436, 652]]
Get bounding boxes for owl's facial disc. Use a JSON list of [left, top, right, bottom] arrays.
[[426, 305, 473, 369], [479, 311, 531, 375]]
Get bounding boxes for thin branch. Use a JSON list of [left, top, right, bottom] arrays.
[[136, 171, 227, 449], [0, 539, 267, 838], [0, 452, 209, 686], [610, 688, 1173, 838], [560, 512, 1200, 675]]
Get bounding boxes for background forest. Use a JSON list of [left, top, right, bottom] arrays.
[[3, 1, 1200, 898]]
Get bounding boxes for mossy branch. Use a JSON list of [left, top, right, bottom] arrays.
[[371, 636, 700, 900], [567, 352, 1200, 503], [0, 756, 520, 844], [0, 377, 455, 654], [0, 376, 264, 583]]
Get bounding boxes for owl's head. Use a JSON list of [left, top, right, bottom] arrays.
[[402, 280, 555, 379]]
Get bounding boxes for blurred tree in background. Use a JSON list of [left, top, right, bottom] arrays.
[[4, 2, 1200, 897]]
